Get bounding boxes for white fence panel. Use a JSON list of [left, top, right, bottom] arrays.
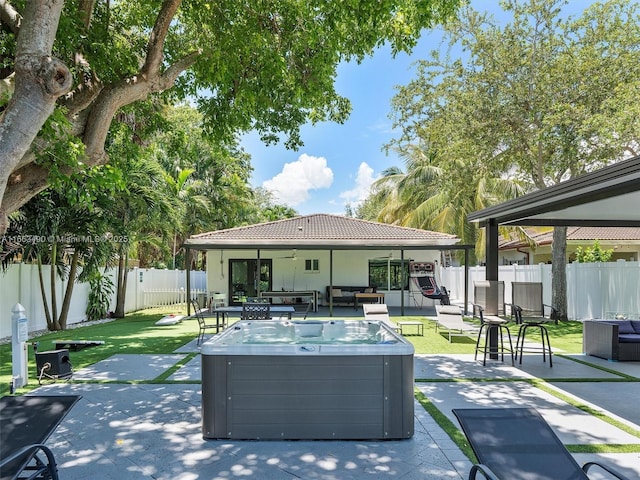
[[440, 261, 640, 320], [1, 265, 206, 338]]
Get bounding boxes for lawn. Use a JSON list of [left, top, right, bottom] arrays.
[[0, 308, 586, 396]]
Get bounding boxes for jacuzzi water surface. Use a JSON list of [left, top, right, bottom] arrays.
[[200, 319, 414, 355], [201, 320, 415, 440]]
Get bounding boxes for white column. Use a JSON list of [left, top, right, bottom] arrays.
[[11, 303, 29, 389]]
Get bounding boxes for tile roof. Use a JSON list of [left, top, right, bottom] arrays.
[[499, 227, 640, 249], [185, 213, 459, 249]]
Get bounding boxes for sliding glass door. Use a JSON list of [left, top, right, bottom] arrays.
[[228, 259, 272, 305]]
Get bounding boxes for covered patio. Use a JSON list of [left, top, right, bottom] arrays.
[[468, 155, 640, 315], [183, 214, 473, 316]]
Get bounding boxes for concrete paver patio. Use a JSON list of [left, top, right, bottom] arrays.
[[27, 339, 640, 480]]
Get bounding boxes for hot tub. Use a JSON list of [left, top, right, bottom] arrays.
[[201, 320, 414, 440]]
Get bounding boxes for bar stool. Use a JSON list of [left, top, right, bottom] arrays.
[[513, 305, 553, 367], [474, 305, 514, 366]]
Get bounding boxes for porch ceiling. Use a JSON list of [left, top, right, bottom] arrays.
[[468, 156, 640, 227]]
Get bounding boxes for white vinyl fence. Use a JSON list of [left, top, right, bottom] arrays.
[[0, 265, 206, 339], [440, 260, 640, 320]]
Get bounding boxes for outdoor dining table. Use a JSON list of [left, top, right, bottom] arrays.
[[211, 305, 296, 329]]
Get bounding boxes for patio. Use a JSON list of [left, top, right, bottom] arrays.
[[24, 330, 640, 480]]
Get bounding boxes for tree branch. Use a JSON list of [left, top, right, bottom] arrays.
[[0, 0, 21, 35], [141, 0, 182, 77]]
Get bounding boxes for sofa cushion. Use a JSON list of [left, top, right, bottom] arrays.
[[618, 334, 640, 343], [631, 320, 640, 334], [616, 320, 636, 334]]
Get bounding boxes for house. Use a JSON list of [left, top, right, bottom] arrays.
[[183, 213, 467, 312], [499, 227, 640, 265]]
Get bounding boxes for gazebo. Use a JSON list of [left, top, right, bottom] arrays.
[[468, 155, 640, 316]]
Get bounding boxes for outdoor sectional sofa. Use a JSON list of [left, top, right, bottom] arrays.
[[583, 319, 640, 361], [325, 286, 376, 306]]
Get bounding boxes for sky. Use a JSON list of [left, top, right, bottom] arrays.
[[241, 1, 597, 216]]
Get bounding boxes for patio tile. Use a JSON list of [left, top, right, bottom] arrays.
[[25, 352, 640, 480], [415, 381, 640, 445], [72, 354, 186, 381], [167, 355, 201, 381], [35, 383, 468, 480], [564, 354, 640, 378], [414, 353, 625, 380], [549, 380, 640, 428]]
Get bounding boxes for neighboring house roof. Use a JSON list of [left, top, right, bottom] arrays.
[[184, 213, 460, 250], [499, 227, 640, 249]]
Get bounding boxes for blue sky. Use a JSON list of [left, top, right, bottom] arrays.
[[242, 1, 595, 215]]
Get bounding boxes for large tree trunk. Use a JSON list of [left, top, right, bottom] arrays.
[[551, 226, 568, 321], [114, 249, 128, 318], [58, 249, 80, 330], [0, 0, 196, 233], [36, 255, 53, 328], [49, 242, 58, 328], [0, 0, 72, 234]]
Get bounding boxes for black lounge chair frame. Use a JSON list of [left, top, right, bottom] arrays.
[[1, 395, 81, 480], [453, 407, 630, 480]]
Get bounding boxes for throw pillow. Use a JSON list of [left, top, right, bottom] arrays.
[[331, 288, 342, 297]]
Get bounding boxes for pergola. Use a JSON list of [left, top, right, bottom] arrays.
[[468, 155, 640, 314]]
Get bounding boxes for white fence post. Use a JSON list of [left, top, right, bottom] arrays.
[[11, 303, 29, 390]]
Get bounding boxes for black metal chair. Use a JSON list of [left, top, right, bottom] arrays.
[[191, 299, 219, 345], [241, 302, 271, 320], [510, 281, 557, 367], [512, 304, 553, 367], [473, 304, 514, 366], [453, 407, 630, 480]]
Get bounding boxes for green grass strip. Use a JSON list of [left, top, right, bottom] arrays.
[[557, 354, 640, 380], [414, 388, 477, 463], [530, 378, 640, 441], [154, 352, 199, 382], [565, 444, 640, 454]]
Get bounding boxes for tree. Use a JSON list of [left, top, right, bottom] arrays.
[[5, 169, 120, 330], [361, 145, 525, 264], [0, 0, 464, 234], [575, 240, 613, 263], [387, 0, 640, 320]]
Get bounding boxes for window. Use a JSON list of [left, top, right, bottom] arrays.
[[304, 259, 319, 272], [368, 261, 409, 291]]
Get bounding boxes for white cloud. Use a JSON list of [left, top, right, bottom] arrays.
[[339, 162, 379, 207], [262, 153, 333, 206]]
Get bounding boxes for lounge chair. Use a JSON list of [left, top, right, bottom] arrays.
[[362, 303, 399, 332], [1, 395, 82, 480], [452, 407, 630, 480], [435, 305, 479, 342]]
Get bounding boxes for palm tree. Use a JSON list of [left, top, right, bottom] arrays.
[[164, 167, 212, 270], [369, 144, 527, 263], [109, 156, 177, 317]]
